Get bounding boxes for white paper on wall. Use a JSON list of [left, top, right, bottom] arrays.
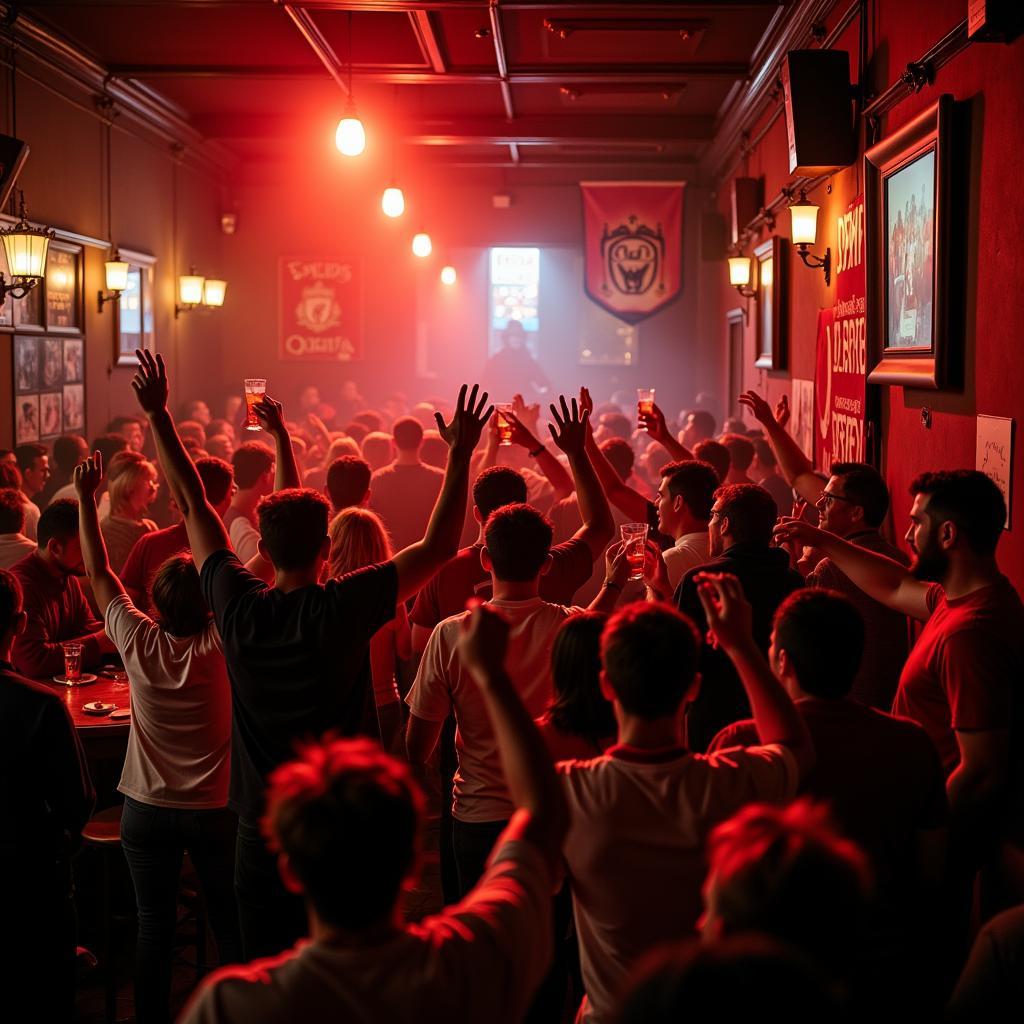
[[976, 414, 1014, 530]]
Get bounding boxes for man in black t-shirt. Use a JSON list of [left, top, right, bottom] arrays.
[[129, 350, 492, 959]]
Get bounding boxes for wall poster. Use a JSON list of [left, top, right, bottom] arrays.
[[278, 257, 364, 362], [976, 415, 1014, 530]]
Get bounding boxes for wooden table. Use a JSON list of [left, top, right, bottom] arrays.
[[45, 672, 132, 737]]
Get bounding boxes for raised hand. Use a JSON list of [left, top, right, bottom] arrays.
[[774, 394, 791, 429], [253, 395, 287, 436], [131, 349, 169, 416], [638, 402, 670, 443], [604, 541, 630, 590], [511, 393, 541, 436], [436, 384, 493, 459], [695, 572, 753, 652], [642, 538, 672, 600], [579, 386, 594, 419], [505, 409, 541, 451], [548, 394, 589, 457], [772, 515, 826, 551], [458, 598, 510, 680], [737, 389, 776, 427], [73, 452, 104, 503]]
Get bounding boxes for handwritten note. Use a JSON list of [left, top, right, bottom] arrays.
[[976, 415, 1014, 530]]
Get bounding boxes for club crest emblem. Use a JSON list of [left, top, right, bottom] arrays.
[[295, 281, 342, 333], [600, 215, 666, 297]]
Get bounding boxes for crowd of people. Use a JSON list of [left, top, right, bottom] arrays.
[[2, 352, 1022, 1023]]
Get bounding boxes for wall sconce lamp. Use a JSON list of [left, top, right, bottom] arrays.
[[789, 190, 831, 286], [728, 254, 757, 298], [176, 267, 227, 317], [97, 248, 130, 311], [0, 192, 54, 303]]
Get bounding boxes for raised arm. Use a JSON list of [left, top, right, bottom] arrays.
[[773, 517, 931, 620], [738, 390, 826, 506], [260, 398, 301, 491], [696, 573, 814, 778], [458, 601, 568, 875], [74, 453, 126, 617], [548, 394, 615, 561], [130, 349, 229, 571], [390, 384, 492, 603], [638, 403, 693, 463]]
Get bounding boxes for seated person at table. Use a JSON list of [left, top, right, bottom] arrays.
[[0, 486, 36, 569], [10, 498, 113, 678], [180, 602, 566, 1024], [129, 349, 490, 960], [0, 568, 94, 1021], [74, 453, 241, 1024], [119, 456, 235, 611]]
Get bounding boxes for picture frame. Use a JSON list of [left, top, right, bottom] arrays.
[[116, 248, 156, 366], [14, 335, 39, 393], [62, 383, 84, 433], [40, 337, 63, 391], [45, 240, 84, 334], [40, 391, 62, 438], [63, 337, 83, 384], [754, 236, 787, 371], [13, 278, 43, 330], [15, 394, 39, 444], [865, 94, 953, 389]]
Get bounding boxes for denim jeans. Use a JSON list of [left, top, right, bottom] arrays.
[[234, 815, 307, 961], [451, 818, 509, 899], [120, 797, 242, 1024]]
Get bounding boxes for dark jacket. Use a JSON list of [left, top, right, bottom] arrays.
[[674, 542, 802, 752]]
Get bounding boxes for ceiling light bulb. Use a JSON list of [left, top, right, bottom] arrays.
[[336, 115, 366, 157], [440, 265, 456, 285], [412, 232, 432, 258], [381, 186, 405, 218]]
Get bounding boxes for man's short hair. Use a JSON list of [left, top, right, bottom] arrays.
[[38, 499, 79, 548], [150, 553, 211, 638], [52, 435, 87, 472], [473, 466, 527, 518], [707, 799, 871, 972], [693, 440, 730, 482], [830, 462, 890, 528], [661, 461, 719, 522], [715, 484, 778, 546], [420, 432, 448, 470], [327, 456, 372, 511], [601, 602, 700, 719], [107, 415, 141, 434], [911, 470, 1005, 556], [0, 464, 20, 490], [92, 433, 130, 468], [353, 410, 384, 434], [343, 421, 369, 445], [686, 409, 716, 440], [483, 503, 553, 582], [773, 590, 864, 699], [752, 438, 777, 469], [264, 737, 423, 930], [195, 457, 234, 507], [0, 489, 25, 534], [361, 432, 394, 468], [392, 416, 423, 452], [598, 412, 632, 442], [0, 568, 23, 637], [257, 488, 330, 571], [720, 434, 755, 472], [233, 441, 275, 490], [600, 438, 634, 481], [14, 443, 47, 473]]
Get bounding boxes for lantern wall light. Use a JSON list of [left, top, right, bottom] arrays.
[[727, 254, 756, 299], [0, 192, 54, 304], [788, 189, 832, 286], [97, 248, 130, 311], [176, 267, 228, 317]]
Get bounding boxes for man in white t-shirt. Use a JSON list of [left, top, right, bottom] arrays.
[[559, 575, 814, 1024], [224, 441, 276, 564], [653, 459, 717, 591], [181, 601, 568, 1024]]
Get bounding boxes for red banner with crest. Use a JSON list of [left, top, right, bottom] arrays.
[[581, 182, 685, 324], [279, 257, 363, 362], [814, 195, 867, 468]]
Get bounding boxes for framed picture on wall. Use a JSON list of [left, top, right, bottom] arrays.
[[754, 236, 787, 371], [116, 248, 156, 366], [63, 383, 84, 432], [45, 241, 83, 333], [40, 392, 62, 438], [40, 337, 63, 391], [14, 335, 38, 392], [63, 337, 83, 384], [13, 280, 43, 329], [865, 94, 954, 389], [15, 394, 39, 444]]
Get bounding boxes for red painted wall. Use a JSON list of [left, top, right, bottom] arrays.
[[705, 0, 1024, 589]]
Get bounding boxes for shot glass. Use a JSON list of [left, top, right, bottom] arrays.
[[63, 642, 83, 683], [637, 387, 656, 420], [244, 378, 268, 432], [620, 523, 649, 582], [496, 404, 514, 447]]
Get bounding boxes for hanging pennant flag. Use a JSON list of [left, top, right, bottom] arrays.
[[580, 181, 685, 324]]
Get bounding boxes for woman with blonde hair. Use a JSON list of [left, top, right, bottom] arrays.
[[100, 449, 159, 572], [327, 506, 410, 750]]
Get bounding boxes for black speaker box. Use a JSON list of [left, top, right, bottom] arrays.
[[781, 50, 856, 175]]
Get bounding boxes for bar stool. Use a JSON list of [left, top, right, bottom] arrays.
[[81, 804, 124, 1023]]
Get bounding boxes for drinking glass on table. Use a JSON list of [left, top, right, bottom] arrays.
[[620, 523, 649, 582], [63, 642, 83, 683], [243, 378, 268, 432], [496, 404, 514, 446], [637, 387, 656, 420]]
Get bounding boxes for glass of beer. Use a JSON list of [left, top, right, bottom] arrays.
[[63, 642, 83, 683], [496, 404, 514, 446], [637, 387, 656, 421], [620, 523, 649, 582], [244, 378, 267, 432]]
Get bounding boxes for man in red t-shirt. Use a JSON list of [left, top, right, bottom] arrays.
[[410, 401, 613, 656], [775, 470, 1024, 894], [120, 457, 236, 609]]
